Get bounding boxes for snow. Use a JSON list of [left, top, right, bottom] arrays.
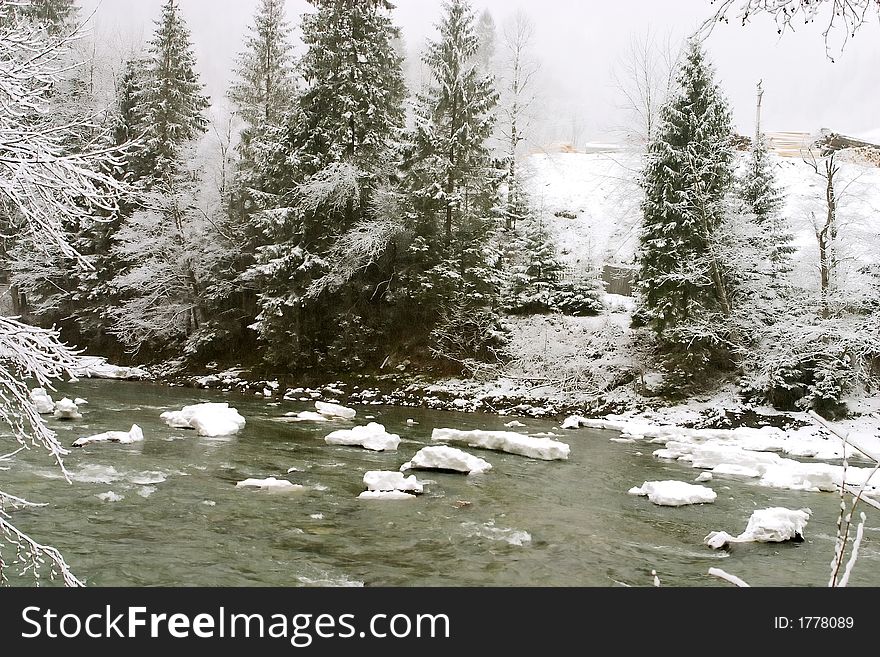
[[708, 568, 750, 587], [160, 403, 246, 437], [431, 427, 570, 461], [315, 401, 356, 419], [73, 424, 143, 448], [325, 423, 400, 451], [401, 446, 492, 475], [504, 420, 526, 428], [285, 411, 331, 422], [52, 397, 81, 420], [235, 477, 303, 491], [30, 388, 54, 414], [705, 507, 812, 549], [74, 397, 88, 405], [363, 471, 424, 494], [628, 481, 717, 506], [72, 355, 150, 380], [357, 490, 417, 500], [562, 415, 589, 430], [695, 472, 713, 482]]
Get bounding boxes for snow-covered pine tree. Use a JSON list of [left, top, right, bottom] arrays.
[[228, 0, 296, 130], [400, 0, 504, 367], [737, 132, 794, 273], [637, 37, 736, 386], [475, 9, 496, 74], [14, 0, 78, 33], [248, 0, 408, 370], [138, 0, 210, 182]]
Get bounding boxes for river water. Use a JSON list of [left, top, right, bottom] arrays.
[[4, 379, 878, 587]]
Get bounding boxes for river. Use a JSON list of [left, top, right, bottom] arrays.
[[4, 379, 878, 586]]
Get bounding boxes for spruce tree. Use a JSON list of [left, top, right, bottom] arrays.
[[139, 0, 210, 182], [228, 0, 296, 129], [638, 38, 735, 383], [475, 9, 497, 73], [249, 0, 408, 370], [16, 0, 78, 33], [737, 132, 794, 272]]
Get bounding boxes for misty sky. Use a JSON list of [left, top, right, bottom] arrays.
[[78, 0, 880, 143]]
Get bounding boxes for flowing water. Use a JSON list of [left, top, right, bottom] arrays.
[[4, 379, 878, 587]]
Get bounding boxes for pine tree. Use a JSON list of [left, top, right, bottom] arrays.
[[15, 0, 78, 33], [228, 0, 296, 129], [638, 38, 735, 384], [139, 0, 210, 182], [737, 132, 794, 272], [249, 0, 408, 370], [475, 9, 496, 74]]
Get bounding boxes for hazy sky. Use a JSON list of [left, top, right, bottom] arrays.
[[78, 0, 880, 143]]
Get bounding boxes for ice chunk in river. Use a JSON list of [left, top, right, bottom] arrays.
[[53, 397, 82, 420], [73, 424, 143, 448], [285, 411, 331, 422], [236, 477, 303, 491], [431, 428, 570, 461], [315, 401, 356, 420], [628, 480, 717, 506], [705, 507, 812, 549], [357, 490, 417, 500], [160, 403, 246, 437], [325, 423, 400, 451], [71, 356, 150, 380], [30, 388, 54, 414], [363, 471, 424, 494], [401, 446, 492, 475]]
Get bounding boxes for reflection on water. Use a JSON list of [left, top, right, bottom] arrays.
[[3, 379, 877, 586]]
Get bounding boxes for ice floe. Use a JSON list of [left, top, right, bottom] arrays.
[[235, 477, 304, 491], [357, 490, 417, 500], [325, 423, 400, 451], [401, 446, 492, 475], [705, 507, 812, 549], [97, 491, 123, 502], [431, 428, 570, 461], [315, 401, 356, 420], [72, 356, 150, 380], [363, 471, 424, 494], [30, 388, 54, 414], [73, 424, 143, 448], [160, 403, 246, 437], [52, 397, 82, 420], [628, 480, 717, 506]]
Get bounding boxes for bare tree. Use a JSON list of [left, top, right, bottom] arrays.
[[498, 10, 540, 230], [706, 0, 880, 56], [804, 150, 841, 318], [611, 30, 680, 145]]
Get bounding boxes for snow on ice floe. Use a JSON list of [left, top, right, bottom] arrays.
[[357, 490, 418, 500], [160, 403, 246, 437], [461, 521, 532, 546], [30, 388, 55, 414], [401, 446, 492, 475], [325, 423, 400, 452], [363, 471, 424, 494], [53, 397, 82, 420], [73, 424, 143, 448], [431, 428, 570, 461], [71, 356, 150, 380], [235, 477, 304, 491], [504, 420, 526, 428], [628, 481, 717, 506], [315, 401, 356, 420], [705, 507, 812, 549], [96, 491, 123, 502], [284, 410, 331, 422]]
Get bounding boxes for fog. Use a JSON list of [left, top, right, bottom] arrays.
[[79, 0, 880, 143]]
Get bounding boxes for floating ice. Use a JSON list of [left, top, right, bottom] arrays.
[[315, 401, 356, 420], [705, 507, 812, 549], [628, 480, 717, 506], [30, 388, 54, 414], [72, 356, 150, 380], [97, 491, 123, 502], [432, 428, 570, 461], [73, 424, 144, 448], [504, 420, 527, 428], [357, 490, 417, 500], [53, 397, 82, 420], [401, 446, 492, 475], [363, 471, 424, 494], [160, 403, 246, 437], [235, 477, 303, 491], [325, 423, 400, 452]]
